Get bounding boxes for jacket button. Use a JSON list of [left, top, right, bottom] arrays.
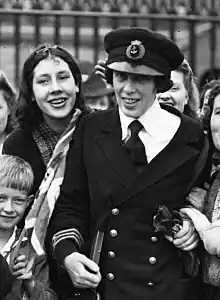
[[108, 251, 115, 258], [148, 281, 154, 287], [149, 257, 157, 264], [112, 208, 119, 215], [107, 273, 115, 280], [151, 236, 158, 242], [110, 229, 118, 237]]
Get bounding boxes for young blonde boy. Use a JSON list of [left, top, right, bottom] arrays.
[[0, 155, 58, 300]]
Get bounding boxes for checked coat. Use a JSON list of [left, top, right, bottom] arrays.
[[50, 105, 206, 300]]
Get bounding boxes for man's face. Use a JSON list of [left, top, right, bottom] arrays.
[[112, 70, 157, 118], [0, 186, 29, 232]]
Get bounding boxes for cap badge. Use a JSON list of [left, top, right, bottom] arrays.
[[126, 40, 145, 60]]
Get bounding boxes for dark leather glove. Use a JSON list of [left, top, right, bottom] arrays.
[[153, 205, 200, 278]]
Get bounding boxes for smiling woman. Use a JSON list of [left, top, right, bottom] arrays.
[[157, 59, 200, 120], [198, 82, 220, 300], [2, 44, 86, 195], [202, 84, 220, 153], [2, 44, 87, 300]]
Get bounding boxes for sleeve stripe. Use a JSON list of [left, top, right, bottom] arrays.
[[53, 229, 83, 244], [52, 228, 84, 250], [53, 233, 82, 247]]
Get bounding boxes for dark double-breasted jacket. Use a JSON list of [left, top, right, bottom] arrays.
[[51, 106, 205, 300]]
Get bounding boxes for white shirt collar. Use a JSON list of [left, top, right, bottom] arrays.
[[119, 99, 168, 140], [119, 106, 135, 140], [138, 100, 165, 136], [0, 227, 28, 261], [0, 227, 17, 257]]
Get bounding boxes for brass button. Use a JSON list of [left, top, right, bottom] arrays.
[[110, 229, 118, 237], [148, 281, 154, 287], [149, 257, 157, 265], [112, 208, 119, 216], [108, 251, 115, 258], [151, 236, 158, 243], [107, 273, 115, 280]]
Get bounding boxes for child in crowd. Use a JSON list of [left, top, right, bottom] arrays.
[[0, 155, 58, 299]]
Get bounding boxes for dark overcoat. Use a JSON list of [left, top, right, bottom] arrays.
[[3, 128, 46, 195], [0, 254, 13, 299], [51, 105, 206, 300]]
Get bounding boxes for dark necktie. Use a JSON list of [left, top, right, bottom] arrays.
[[124, 120, 148, 171]]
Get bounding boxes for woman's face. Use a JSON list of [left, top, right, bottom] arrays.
[[211, 94, 220, 151], [0, 91, 9, 135], [157, 70, 189, 113], [32, 56, 78, 122]]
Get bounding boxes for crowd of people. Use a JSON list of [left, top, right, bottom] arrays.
[[1, 24, 220, 300]]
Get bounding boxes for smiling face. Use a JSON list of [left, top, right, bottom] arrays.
[[32, 56, 78, 123], [211, 94, 220, 152], [0, 91, 9, 136], [0, 186, 29, 233], [157, 70, 189, 113], [112, 70, 157, 118]]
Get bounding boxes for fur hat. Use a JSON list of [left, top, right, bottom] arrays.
[[82, 72, 114, 99]]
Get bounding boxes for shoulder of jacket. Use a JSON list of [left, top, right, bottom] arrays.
[[5, 128, 32, 145], [181, 114, 204, 137], [83, 108, 114, 123]]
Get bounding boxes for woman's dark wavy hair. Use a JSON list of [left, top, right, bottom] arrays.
[[201, 84, 220, 147], [16, 44, 84, 130], [199, 67, 220, 92], [200, 79, 220, 108], [105, 67, 173, 93]]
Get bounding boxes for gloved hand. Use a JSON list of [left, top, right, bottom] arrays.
[[153, 205, 200, 277]]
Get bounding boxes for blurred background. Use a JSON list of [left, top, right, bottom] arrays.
[[0, 0, 219, 89]]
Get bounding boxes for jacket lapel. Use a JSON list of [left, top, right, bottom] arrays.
[[113, 110, 203, 206], [95, 108, 139, 187], [94, 107, 203, 208]]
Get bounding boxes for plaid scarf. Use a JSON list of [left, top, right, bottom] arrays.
[[32, 121, 60, 166], [11, 109, 82, 267]]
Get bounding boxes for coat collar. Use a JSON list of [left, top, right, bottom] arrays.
[[95, 106, 203, 206]]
